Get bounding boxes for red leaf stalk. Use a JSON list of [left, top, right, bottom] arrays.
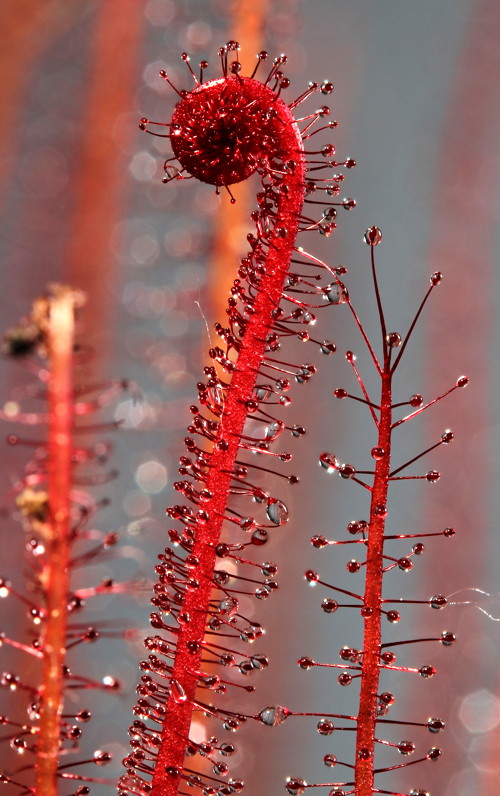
[[355, 371, 391, 791], [152, 144, 305, 795]]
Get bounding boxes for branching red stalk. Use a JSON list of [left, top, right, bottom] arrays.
[[298, 241, 466, 796], [0, 287, 130, 794], [355, 369, 391, 793]]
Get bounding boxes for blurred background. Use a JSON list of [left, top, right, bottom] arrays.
[[0, 1, 499, 794]]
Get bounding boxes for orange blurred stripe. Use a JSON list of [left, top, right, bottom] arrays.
[[64, 0, 145, 356], [0, 0, 81, 210], [209, 0, 269, 326]]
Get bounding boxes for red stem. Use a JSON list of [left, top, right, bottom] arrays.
[[151, 110, 306, 795], [355, 362, 392, 792]]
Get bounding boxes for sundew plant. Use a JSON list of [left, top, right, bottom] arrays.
[[0, 4, 496, 796]]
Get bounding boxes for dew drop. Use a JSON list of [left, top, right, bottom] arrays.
[[251, 529, 268, 546], [427, 717, 445, 733], [339, 463, 356, 479], [214, 570, 230, 586], [266, 420, 284, 441], [440, 631, 456, 646], [398, 741, 415, 756], [386, 332, 401, 348], [317, 718, 335, 735], [419, 665, 436, 679], [11, 737, 27, 754], [286, 778, 306, 795], [364, 226, 382, 246], [319, 451, 338, 472], [298, 656, 314, 670], [371, 446, 385, 460], [326, 282, 347, 304], [170, 679, 187, 704], [93, 750, 112, 766], [255, 385, 272, 401], [322, 598, 338, 614], [163, 165, 181, 181], [320, 340, 336, 355], [347, 520, 368, 535], [258, 705, 291, 726], [387, 610, 400, 623], [324, 754, 337, 767], [266, 498, 288, 526], [430, 594, 447, 609], [219, 597, 239, 616], [326, 183, 340, 196], [321, 81, 334, 95]]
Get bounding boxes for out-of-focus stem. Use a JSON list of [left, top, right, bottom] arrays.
[[35, 289, 77, 796], [209, 0, 268, 326], [65, 0, 144, 364], [355, 365, 392, 793]]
